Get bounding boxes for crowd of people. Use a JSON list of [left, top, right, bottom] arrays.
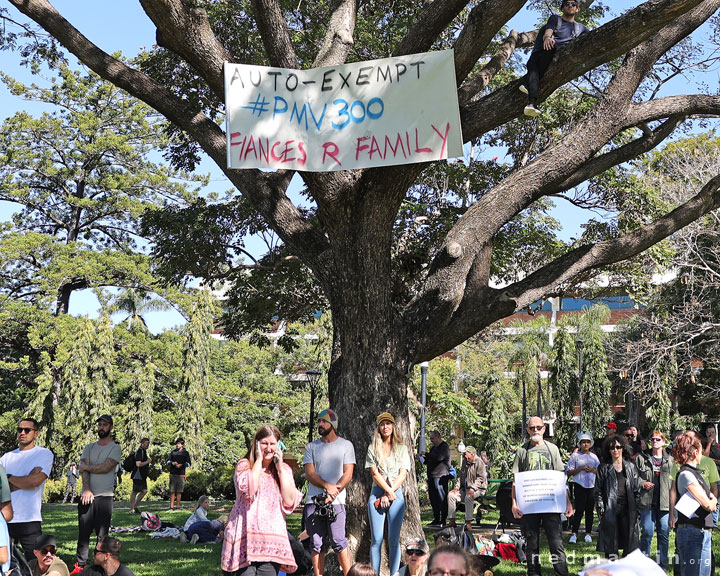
[[1, 410, 720, 576], [0, 415, 200, 575], [510, 417, 720, 576]]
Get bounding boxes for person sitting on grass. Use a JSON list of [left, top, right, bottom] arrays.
[[181, 495, 210, 536], [29, 534, 69, 576], [78, 536, 135, 576], [187, 515, 228, 545]]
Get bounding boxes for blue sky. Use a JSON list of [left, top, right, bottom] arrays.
[[1, 1, 717, 331]]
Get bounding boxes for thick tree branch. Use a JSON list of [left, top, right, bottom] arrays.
[[7, 0, 330, 267], [626, 94, 720, 125], [452, 0, 526, 85], [554, 115, 685, 193], [138, 0, 231, 101], [312, 0, 357, 68], [406, 0, 719, 356], [458, 30, 536, 106], [394, 0, 467, 57], [250, 0, 299, 69], [508, 173, 720, 309], [460, 0, 709, 141]]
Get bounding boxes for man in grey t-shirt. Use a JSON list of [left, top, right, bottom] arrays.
[[72, 415, 122, 574], [304, 409, 355, 576]]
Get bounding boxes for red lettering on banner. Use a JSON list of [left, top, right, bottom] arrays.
[[431, 123, 451, 158], [322, 142, 342, 166], [414, 128, 432, 154], [355, 137, 370, 161]]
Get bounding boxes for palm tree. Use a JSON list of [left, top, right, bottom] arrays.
[[105, 288, 170, 332]]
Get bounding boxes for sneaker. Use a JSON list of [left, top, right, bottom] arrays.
[[519, 83, 528, 95], [524, 103, 541, 117], [569, 533, 577, 544], [584, 534, 593, 543], [180, 532, 187, 543], [70, 563, 85, 575], [190, 533, 200, 544], [426, 522, 443, 528]]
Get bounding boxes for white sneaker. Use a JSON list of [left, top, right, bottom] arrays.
[[524, 104, 541, 117], [569, 533, 577, 544], [584, 534, 593, 543], [190, 534, 200, 544], [519, 84, 528, 95]]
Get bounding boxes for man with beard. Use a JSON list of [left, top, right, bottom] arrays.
[[512, 417, 573, 576], [0, 417, 54, 561], [70, 416, 122, 575], [303, 409, 355, 576]]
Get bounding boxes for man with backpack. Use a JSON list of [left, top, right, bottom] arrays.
[[128, 439, 151, 514], [519, 0, 589, 116]]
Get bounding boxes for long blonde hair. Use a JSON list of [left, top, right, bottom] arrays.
[[371, 416, 404, 470], [194, 495, 209, 512]]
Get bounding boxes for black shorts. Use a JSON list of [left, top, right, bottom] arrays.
[[132, 477, 148, 492]]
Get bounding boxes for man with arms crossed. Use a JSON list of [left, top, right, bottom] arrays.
[[304, 409, 355, 576], [0, 417, 54, 561]]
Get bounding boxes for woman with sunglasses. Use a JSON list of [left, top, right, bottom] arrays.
[[635, 431, 673, 568], [398, 538, 429, 576], [594, 435, 641, 558]]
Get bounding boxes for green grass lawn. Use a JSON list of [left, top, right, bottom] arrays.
[[37, 502, 720, 575]]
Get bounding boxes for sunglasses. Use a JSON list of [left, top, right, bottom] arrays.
[[17, 426, 36, 433], [610, 445, 623, 450], [407, 550, 426, 556], [528, 425, 544, 431], [624, 434, 633, 437], [40, 546, 56, 556], [562, 1, 578, 6], [93, 548, 106, 555], [651, 437, 663, 442]]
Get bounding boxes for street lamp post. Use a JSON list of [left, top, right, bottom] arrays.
[[418, 362, 429, 454], [305, 369, 322, 444], [576, 339, 584, 432]]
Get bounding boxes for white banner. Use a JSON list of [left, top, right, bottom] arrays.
[[224, 50, 463, 171], [514, 470, 567, 515]]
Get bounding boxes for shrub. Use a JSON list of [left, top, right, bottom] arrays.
[[42, 478, 68, 503], [182, 471, 210, 501], [207, 466, 235, 500], [151, 473, 170, 499]]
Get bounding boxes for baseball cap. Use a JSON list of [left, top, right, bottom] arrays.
[[606, 423, 617, 430], [34, 534, 57, 551], [405, 538, 429, 554], [317, 409, 339, 430], [97, 415, 113, 426], [376, 412, 396, 425]]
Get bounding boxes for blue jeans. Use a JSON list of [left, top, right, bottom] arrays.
[[368, 486, 405, 575], [639, 508, 669, 568], [676, 525, 712, 576]]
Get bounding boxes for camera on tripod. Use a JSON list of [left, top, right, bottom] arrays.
[[311, 492, 337, 523]]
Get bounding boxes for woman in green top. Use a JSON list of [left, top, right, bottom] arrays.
[[366, 412, 411, 576]]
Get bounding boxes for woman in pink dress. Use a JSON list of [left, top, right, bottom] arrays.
[[222, 425, 302, 576]]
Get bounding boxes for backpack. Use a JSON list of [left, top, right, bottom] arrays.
[[551, 14, 582, 40], [140, 511, 161, 531], [122, 452, 136, 473]]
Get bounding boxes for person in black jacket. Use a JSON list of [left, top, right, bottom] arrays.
[[595, 435, 641, 558], [421, 431, 451, 528]]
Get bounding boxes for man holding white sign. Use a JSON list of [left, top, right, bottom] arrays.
[[512, 417, 573, 576]]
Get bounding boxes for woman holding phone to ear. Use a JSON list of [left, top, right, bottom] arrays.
[[222, 425, 302, 576]]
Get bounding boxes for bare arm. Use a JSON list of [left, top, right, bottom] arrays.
[[7, 466, 47, 490], [279, 465, 299, 509], [390, 469, 408, 492], [669, 479, 677, 528], [0, 501, 11, 522], [337, 463, 354, 492], [686, 482, 718, 511], [0, 544, 8, 566], [79, 458, 119, 475], [304, 463, 333, 492], [369, 467, 394, 494]]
